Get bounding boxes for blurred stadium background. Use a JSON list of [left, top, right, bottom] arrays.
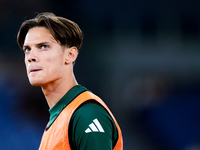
[[0, 0, 200, 149]]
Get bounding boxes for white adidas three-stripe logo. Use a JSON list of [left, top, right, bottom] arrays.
[[85, 118, 105, 133]]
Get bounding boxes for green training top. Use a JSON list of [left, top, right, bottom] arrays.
[[47, 85, 118, 150]]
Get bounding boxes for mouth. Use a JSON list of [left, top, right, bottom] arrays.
[[30, 69, 42, 73]]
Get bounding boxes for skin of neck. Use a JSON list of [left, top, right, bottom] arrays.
[[41, 66, 78, 109]]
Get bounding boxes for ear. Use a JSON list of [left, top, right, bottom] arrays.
[[64, 46, 78, 64]]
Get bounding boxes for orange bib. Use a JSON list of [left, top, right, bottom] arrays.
[[39, 91, 123, 150]]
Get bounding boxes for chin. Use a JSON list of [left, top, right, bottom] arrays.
[[30, 82, 42, 86], [29, 79, 44, 87]]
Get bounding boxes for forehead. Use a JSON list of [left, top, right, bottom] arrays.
[[24, 27, 57, 46]]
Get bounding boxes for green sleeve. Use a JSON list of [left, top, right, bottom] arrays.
[[69, 101, 118, 150]]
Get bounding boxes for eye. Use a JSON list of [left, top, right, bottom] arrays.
[[23, 47, 31, 53], [40, 45, 49, 49]]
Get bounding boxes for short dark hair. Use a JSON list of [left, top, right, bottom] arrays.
[[17, 12, 83, 51]]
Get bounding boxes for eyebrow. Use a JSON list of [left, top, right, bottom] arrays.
[[23, 42, 51, 49]]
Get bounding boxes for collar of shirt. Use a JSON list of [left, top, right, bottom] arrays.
[[46, 84, 87, 130]]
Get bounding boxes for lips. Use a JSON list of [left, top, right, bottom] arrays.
[[30, 69, 42, 73], [31, 69, 41, 72], [28, 65, 42, 74]]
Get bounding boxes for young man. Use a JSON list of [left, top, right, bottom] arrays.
[[17, 12, 123, 150]]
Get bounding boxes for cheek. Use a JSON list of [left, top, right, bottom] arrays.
[[42, 51, 65, 74], [45, 51, 62, 62], [24, 59, 29, 72], [48, 53, 65, 66], [45, 56, 64, 73], [24, 55, 29, 64]]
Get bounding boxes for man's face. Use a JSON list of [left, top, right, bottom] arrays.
[[23, 27, 67, 87]]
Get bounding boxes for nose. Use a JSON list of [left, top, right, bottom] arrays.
[[28, 58, 36, 62], [27, 49, 38, 63]]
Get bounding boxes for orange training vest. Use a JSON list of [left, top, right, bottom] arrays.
[[39, 91, 123, 150]]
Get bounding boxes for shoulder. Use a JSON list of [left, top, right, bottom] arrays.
[[69, 100, 118, 150], [71, 101, 115, 132]]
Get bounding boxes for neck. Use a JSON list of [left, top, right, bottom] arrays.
[[41, 72, 78, 109]]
